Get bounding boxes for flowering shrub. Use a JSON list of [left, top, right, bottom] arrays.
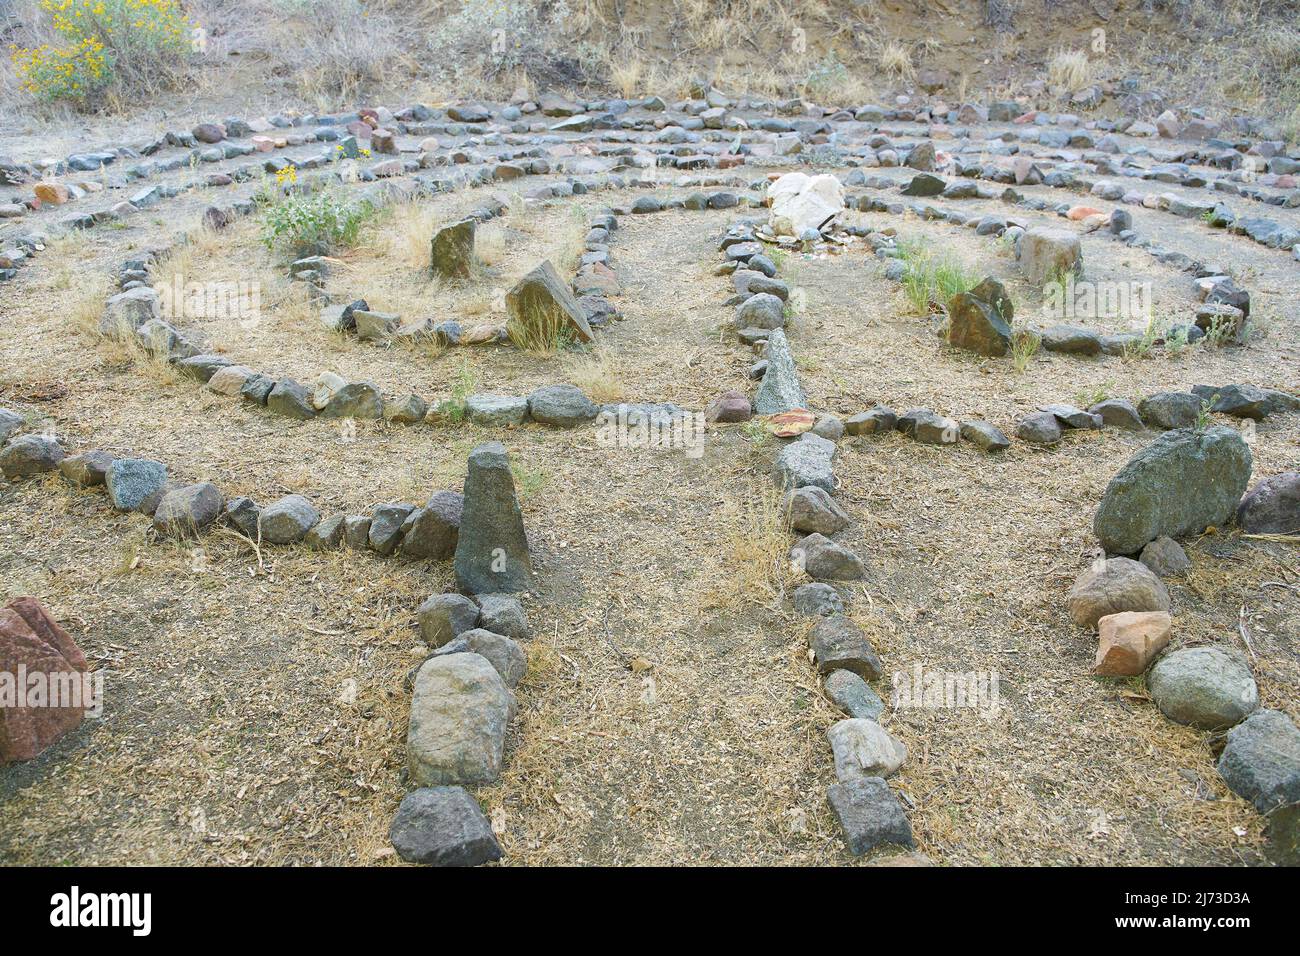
[[260, 179, 376, 256], [10, 0, 195, 104]]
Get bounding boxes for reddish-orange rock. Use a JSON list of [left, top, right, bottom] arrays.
[[768, 409, 815, 437], [1094, 611, 1173, 676], [33, 182, 70, 205], [0, 597, 90, 763], [1068, 205, 1106, 221]]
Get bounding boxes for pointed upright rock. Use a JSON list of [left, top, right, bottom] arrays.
[[454, 442, 532, 594], [430, 219, 476, 278]]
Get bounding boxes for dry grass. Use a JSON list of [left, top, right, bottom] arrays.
[[1047, 48, 1091, 93], [703, 484, 796, 612], [563, 348, 625, 403], [878, 40, 916, 82]]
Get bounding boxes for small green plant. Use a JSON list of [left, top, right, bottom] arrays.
[[432, 362, 477, 423], [896, 236, 979, 313], [1202, 313, 1243, 348], [260, 183, 374, 256], [1010, 328, 1041, 373], [1165, 324, 1190, 359], [740, 419, 771, 449], [1121, 320, 1162, 362], [1195, 397, 1218, 432], [511, 462, 549, 500], [1074, 380, 1115, 408]]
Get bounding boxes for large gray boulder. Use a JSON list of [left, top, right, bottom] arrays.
[[435, 628, 527, 688], [389, 786, 502, 866], [1147, 645, 1258, 730], [735, 292, 786, 330], [827, 777, 914, 855], [945, 277, 1013, 356], [417, 592, 480, 646], [407, 652, 516, 786], [787, 486, 850, 534], [827, 718, 907, 781], [474, 593, 531, 641], [754, 329, 805, 414], [152, 482, 223, 537], [773, 433, 836, 492], [808, 614, 881, 678], [400, 490, 463, 559], [1093, 427, 1252, 555], [824, 669, 884, 719], [258, 494, 319, 544], [1217, 710, 1300, 814], [794, 532, 865, 581], [453, 442, 532, 594], [100, 286, 160, 336], [1, 434, 64, 479]]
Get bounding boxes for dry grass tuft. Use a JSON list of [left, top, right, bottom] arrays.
[[703, 484, 795, 611], [1047, 48, 1091, 92], [563, 348, 625, 402], [878, 40, 915, 81]]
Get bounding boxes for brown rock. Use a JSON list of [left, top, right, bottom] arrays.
[[1094, 611, 1173, 676], [706, 390, 752, 423], [1067, 557, 1171, 629], [0, 597, 89, 763], [768, 409, 814, 437]]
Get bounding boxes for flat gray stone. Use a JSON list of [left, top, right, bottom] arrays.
[[466, 394, 529, 426], [824, 669, 885, 720]]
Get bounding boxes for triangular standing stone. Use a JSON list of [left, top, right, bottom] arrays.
[[506, 260, 594, 344], [454, 442, 532, 594]]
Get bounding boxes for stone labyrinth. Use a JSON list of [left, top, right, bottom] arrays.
[[1, 89, 1298, 866]]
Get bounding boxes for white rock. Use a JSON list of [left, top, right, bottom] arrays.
[[828, 718, 908, 782], [768, 172, 844, 237], [312, 371, 348, 410]]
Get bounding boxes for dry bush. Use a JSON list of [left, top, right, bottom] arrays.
[[230, 0, 418, 105], [1047, 48, 1091, 92]]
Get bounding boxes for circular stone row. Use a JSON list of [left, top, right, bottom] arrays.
[[0, 420, 470, 558]]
